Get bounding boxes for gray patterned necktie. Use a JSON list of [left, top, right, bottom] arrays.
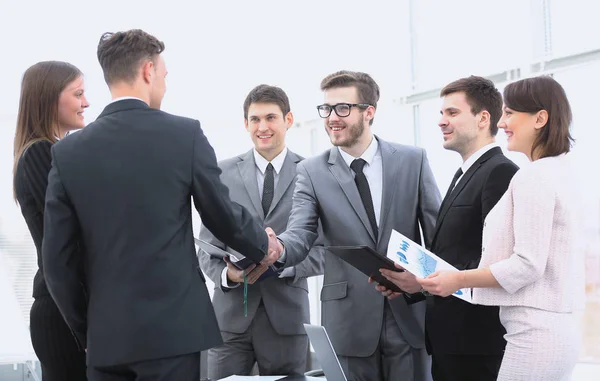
[[262, 163, 274, 217]]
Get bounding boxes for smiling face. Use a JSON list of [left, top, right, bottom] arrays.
[[438, 91, 488, 160], [322, 86, 373, 150], [498, 106, 545, 160], [245, 102, 293, 161], [57, 76, 89, 135]]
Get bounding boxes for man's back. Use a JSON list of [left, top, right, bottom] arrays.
[[48, 99, 266, 366]]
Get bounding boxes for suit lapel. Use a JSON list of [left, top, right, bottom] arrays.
[[237, 150, 264, 220], [378, 138, 400, 246], [328, 147, 377, 244], [267, 151, 301, 217], [432, 147, 503, 245]]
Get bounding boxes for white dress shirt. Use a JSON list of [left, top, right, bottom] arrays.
[[338, 137, 383, 226], [278, 138, 382, 269], [221, 148, 289, 287], [254, 147, 288, 196], [454, 142, 499, 189], [110, 96, 145, 104]]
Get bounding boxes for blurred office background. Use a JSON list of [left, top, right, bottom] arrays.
[[1, 0, 598, 379]]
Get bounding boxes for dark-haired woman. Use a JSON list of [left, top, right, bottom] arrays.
[[13, 61, 89, 380], [417, 76, 585, 380]]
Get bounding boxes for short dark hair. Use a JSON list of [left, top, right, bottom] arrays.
[[440, 76, 503, 136], [243, 84, 291, 119], [320, 70, 380, 125], [97, 29, 165, 86], [503, 76, 573, 159]]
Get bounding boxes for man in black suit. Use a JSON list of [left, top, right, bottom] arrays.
[[41, 29, 280, 381], [380, 76, 518, 380]]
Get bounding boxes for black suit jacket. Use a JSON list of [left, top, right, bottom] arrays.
[[42, 99, 269, 367], [426, 146, 518, 356]]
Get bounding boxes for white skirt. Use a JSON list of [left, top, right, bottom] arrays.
[[498, 306, 581, 381]]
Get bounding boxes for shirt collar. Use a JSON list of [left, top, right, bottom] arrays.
[[109, 96, 145, 105], [461, 142, 498, 174], [253, 147, 288, 175], [338, 136, 379, 168]]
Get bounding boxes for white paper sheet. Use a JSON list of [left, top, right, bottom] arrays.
[[386, 229, 473, 303]]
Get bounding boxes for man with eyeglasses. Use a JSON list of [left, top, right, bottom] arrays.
[[272, 70, 441, 381]]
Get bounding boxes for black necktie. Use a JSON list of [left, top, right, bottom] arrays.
[[440, 167, 463, 210], [262, 163, 274, 217], [350, 159, 378, 240]]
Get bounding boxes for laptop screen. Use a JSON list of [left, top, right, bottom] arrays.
[[303, 324, 348, 381]]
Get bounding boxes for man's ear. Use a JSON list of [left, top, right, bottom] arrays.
[[285, 112, 294, 130], [141, 60, 154, 84], [478, 110, 491, 130]]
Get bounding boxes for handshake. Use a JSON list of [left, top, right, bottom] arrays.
[[225, 227, 284, 285], [262, 227, 284, 266]]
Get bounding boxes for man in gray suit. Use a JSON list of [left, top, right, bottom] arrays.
[[274, 71, 441, 381], [198, 85, 324, 380]]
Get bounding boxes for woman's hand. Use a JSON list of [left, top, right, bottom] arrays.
[[417, 270, 465, 297]]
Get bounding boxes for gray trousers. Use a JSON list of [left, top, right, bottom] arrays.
[[207, 303, 308, 379], [338, 302, 432, 381]]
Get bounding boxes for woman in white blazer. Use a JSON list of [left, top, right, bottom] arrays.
[[419, 76, 585, 381]]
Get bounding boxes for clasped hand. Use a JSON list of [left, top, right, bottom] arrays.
[[225, 256, 268, 284], [261, 227, 283, 266]]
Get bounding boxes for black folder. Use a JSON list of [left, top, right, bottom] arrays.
[[327, 245, 405, 293], [194, 238, 279, 281]]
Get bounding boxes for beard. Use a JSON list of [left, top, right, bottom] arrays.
[[327, 118, 365, 148]]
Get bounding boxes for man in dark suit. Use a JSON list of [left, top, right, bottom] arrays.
[[198, 85, 324, 379], [41, 29, 279, 381], [380, 76, 518, 380]]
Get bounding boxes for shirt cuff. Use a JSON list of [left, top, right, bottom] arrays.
[[276, 243, 287, 264], [279, 266, 296, 279], [221, 267, 240, 289]]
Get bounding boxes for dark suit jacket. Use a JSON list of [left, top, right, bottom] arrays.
[[426, 146, 518, 356], [42, 99, 269, 367], [15, 140, 58, 299]]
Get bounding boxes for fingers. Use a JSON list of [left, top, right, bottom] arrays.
[[387, 292, 402, 300], [247, 264, 268, 284], [393, 262, 406, 271], [264, 227, 283, 266], [426, 271, 440, 279]]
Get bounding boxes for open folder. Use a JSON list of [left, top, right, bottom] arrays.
[[326, 245, 406, 293], [194, 238, 279, 281]]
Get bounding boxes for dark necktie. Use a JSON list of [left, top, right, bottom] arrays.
[[350, 159, 378, 240], [262, 163, 274, 217], [440, 167, 463, 210]]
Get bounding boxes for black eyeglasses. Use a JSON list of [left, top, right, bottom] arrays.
[[316, 103, 371, 118]]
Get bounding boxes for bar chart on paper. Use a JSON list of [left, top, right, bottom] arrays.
[[386, 229, 472, 303]]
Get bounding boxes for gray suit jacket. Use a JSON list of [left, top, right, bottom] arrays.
[[279, 137, 441, 357], [199, 149, 324, 335]]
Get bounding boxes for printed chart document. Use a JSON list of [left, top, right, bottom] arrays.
[[386, 229, 473, 303]]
